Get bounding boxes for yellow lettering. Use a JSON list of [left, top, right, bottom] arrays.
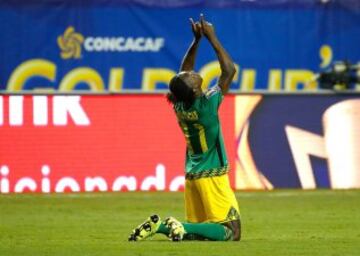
[[285, 70, 317, 91], [320, 45, 333, 68], [268, 69, 282, 91], [7, 59, 56, 91], [199, 61, 239, 90], [59, 67, 104, 91], [176, 111, 198, 121], [142, 68, 176, 91], [109, 68, 124, 92], [240, 69, 256, 91]]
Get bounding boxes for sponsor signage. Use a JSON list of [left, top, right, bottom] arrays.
[[0, 95, 235, 193], [234, 94, 360, 190], [1, 1, 360, 92], [2, 93, 360, 193]]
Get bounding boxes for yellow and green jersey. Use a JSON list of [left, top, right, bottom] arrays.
[[173, 86, 229, 180]]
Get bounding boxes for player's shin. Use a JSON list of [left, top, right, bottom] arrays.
[[182, 222, 234, 241]]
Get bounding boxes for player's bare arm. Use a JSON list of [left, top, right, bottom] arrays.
[[179, 18, 202, 71], [200, 14, 236, 95]]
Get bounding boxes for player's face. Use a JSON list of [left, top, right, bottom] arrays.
[[178, 71, 203, 97]]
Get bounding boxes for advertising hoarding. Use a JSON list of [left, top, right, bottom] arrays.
[[0, 94, 235, 193], [1, 1, 360, 92]]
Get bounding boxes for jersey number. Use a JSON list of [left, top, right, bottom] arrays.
[[180, 122, 208, 154]]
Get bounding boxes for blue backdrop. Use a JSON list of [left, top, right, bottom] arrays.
[[1, 0, 360, 92], [246, 94, 360, 188]]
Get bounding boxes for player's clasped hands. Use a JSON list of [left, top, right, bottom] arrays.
[[190, 14, 216, 40]]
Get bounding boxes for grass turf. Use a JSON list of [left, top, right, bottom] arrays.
[[0, 190, 359, 256]]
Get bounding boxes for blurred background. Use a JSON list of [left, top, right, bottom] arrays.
[[1, 0, 360, 194]]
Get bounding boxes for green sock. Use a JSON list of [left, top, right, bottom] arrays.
[[156, 223, 170, 236], [182, 223, 232, 241]]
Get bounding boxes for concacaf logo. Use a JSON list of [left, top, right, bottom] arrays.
[[57, 26, 84, 59]]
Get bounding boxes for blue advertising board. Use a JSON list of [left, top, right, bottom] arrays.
[[1, 0, 360, 92], [234, 94, 360, 189]]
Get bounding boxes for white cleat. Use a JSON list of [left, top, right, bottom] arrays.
[[165, 217, 185, 242]]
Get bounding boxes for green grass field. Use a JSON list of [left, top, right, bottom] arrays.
[[1, 190, 359, 256]]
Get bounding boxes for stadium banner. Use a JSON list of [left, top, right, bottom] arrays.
[[1, 0, 360, 93], [1, 93, 360, 194], [0, 94, 235, 193], [235, 94, 360, 190]]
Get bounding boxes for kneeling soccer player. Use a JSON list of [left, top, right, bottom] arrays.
[[129, 14, 241, 242]]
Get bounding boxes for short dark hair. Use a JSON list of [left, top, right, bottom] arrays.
[[167, 75, 195, 108]]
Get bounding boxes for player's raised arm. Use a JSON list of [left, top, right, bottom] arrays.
[[200, 14, 235, 95], [179, 18, 202, 71]]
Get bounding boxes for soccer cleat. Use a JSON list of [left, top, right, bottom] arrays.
[[128, 214, 161, 241], [164, 217, 186, 242]]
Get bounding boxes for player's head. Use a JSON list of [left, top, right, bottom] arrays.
[[167, 71, 203, 107]]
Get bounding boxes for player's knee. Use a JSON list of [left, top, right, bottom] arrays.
[[223, 219, 241, 241]]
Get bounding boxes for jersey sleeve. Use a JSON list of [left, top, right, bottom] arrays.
[[203, 85, 224, 113]]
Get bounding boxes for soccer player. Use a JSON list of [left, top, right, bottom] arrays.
[[128, 14, 241, 242]]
